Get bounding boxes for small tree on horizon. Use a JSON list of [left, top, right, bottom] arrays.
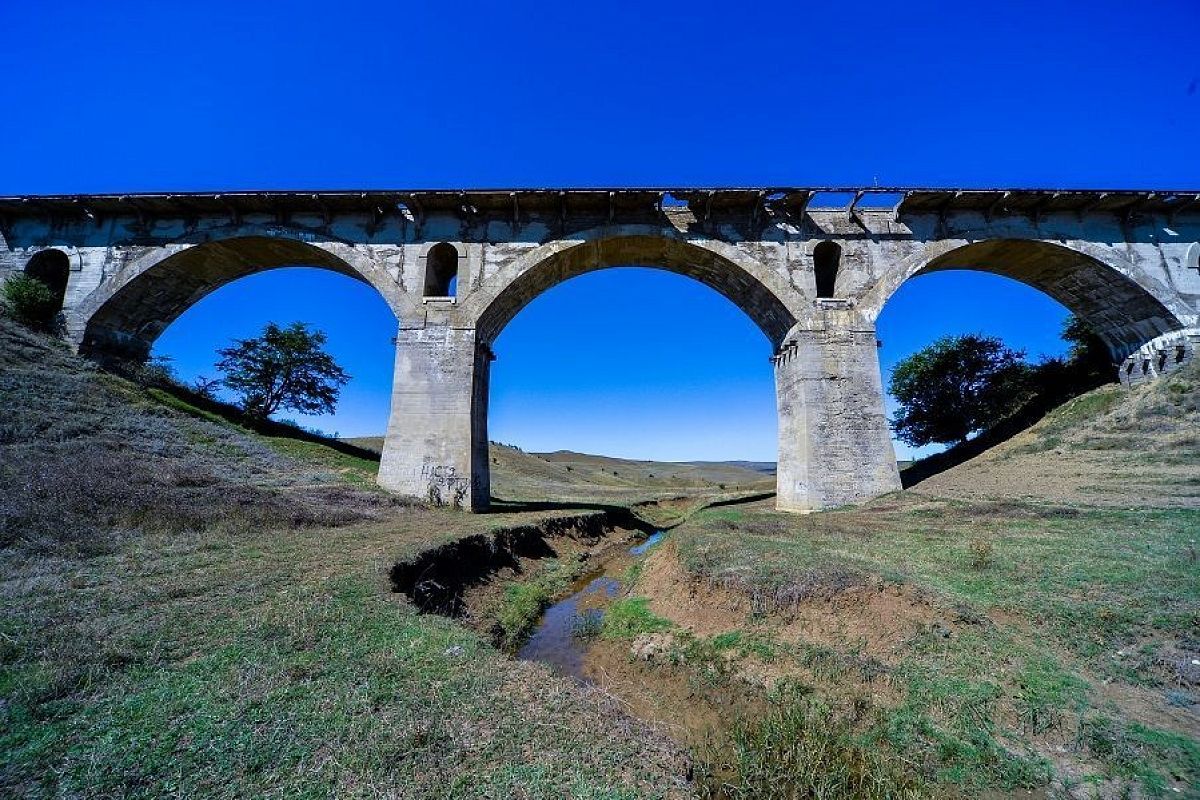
[[889, 334, 1032, 448], [216, 322, 349, 421]]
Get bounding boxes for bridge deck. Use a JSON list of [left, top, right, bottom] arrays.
[[1, 188, 1198, 220]]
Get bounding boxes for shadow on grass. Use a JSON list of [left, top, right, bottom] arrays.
[[133, 376, 382, 462], [489, 491, 774, 524], [487, 497, 659, 532], [902, 373, 1112, 489], [707, 491, 776, 508]]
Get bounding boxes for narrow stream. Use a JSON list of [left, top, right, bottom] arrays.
[[517, 531, 665, 680]]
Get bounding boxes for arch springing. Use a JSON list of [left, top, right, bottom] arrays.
[[813, 241, 840, 299], [424, 243, 460, 297]]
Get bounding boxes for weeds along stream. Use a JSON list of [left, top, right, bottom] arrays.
[[516, 531, 664, 677], [390, 507, 939, 799]]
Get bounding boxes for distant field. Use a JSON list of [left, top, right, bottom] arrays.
[[343, 437, 776, 503]]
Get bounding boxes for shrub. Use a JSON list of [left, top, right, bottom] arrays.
[[571, 609, 604, 639], [969, 538, 994, 570], [2, 273, 60, 329], [890, 334, 1033, 448]]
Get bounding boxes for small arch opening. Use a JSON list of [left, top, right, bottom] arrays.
[[24, 249, 70, 313], [424, 243, 460, 297], [813, 241, 840, 299]]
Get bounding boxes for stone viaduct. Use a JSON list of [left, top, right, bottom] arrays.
[[1, 188, 1198, 512]]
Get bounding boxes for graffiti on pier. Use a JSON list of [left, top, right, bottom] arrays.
[[420, 461, 470, 508]]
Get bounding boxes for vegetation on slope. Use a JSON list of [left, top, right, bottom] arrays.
[[639, 373, 1199, 797], [0, 316, 687, 798], [4, 311, 1197, 798], [918, 360, 1200, 506]]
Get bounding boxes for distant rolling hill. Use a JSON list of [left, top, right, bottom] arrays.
[[342, 438, 775, 502]]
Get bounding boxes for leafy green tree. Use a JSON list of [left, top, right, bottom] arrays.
[[216, 322, 349, 421], [889, 334, 1032, 447], [1060, 315, 1113, 382], [2, 273, 60, 329]]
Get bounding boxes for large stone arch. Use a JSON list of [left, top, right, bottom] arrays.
[[380, 229, 806, 511], [464, 228, 801, 348], [861, 238, 1186, 361], [75, 232, 408, 358]]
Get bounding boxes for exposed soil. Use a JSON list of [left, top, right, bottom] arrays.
[[636, 540, 950, 662], [579, 636, 769, 750], [389, 510, 645, 615]]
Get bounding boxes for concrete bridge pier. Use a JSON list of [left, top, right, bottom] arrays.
[[774, 319, 901, 512], [377, 325, 491, 511]]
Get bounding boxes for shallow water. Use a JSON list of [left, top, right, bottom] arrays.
[[628, 530, 664, 556], [517, 531, 664, 679]]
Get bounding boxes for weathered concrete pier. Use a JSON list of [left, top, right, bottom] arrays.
[[2, 188, 1197, 511]]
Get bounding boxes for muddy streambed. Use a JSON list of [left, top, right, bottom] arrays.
[[509, 529, 762, 755], [391, 512, 1056, 798], [391, 516, 758, 752], [517, 531, 664, 677]]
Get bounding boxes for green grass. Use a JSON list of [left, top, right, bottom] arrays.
[[142, 386, 232, 425], [491, 559, 587, 649], [0, 515, 685, 798], [263, 436, 381, 486], [600, 598, 673, 640], [1078, 715, 1200, 794], [697, 688, 930, 800], [667, 497, 1200, 795], [1038, 386, 1124, 434], [4, 317, 1198, 798], [683, 501, 1198, 673], [0, 317, 685, 798]]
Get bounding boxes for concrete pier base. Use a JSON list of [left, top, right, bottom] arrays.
[[378, 326, 491, 510], [775, 323, 901, 512]]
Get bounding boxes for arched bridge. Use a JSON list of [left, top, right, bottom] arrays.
[[2, 188, 1197, 512]]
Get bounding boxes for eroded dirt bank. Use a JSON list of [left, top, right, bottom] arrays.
[[391, 492, 1200, 799], [390, 507, 656, 638]]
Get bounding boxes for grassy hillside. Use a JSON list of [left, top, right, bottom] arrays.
[[916, 362, 1200, 507], [3, 313, 1196, 799], [610, 372, 1200, 797], [0, 317, 686, 798]]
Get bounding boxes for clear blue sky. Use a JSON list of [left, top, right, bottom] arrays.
[[3, 1, 1197, 461]]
